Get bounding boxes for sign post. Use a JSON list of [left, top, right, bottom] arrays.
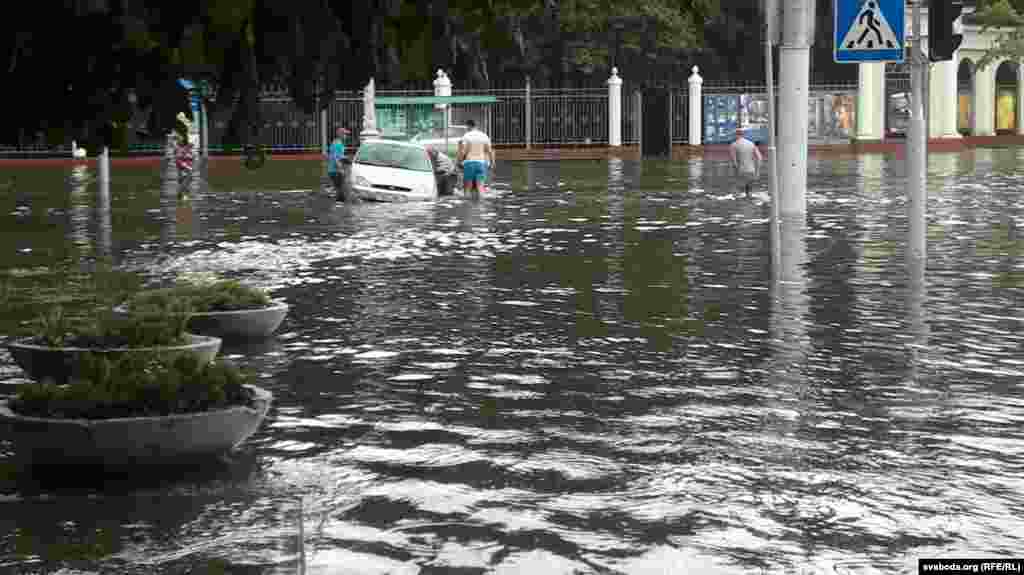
[[835, 0, 924, 264], [764, 0, 781, 266], [833, 0, 905, 63]]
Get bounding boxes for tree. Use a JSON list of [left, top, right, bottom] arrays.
[[0, 0, 724, 148], [973, 0, 1024, 69]]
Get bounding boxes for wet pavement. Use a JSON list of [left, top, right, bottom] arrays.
[[0, 150, 1021, 574]]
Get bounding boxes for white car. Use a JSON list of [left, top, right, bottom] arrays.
[[350, 139, 439, 202]]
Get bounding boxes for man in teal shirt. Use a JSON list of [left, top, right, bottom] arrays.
[[327, 127, 350, 200]]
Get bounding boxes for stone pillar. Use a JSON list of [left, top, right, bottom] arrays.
[[433, 69, 452, 130], [1017, 62, 1024, 135], [973, 63, 995, 135], [856, 62, 886, 142], [688, 66, 703, 146], [607, 67, 622, 146], [929, 57, 961, 139]]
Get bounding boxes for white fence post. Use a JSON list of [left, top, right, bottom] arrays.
[[608, 67, 623, 146], [525, 76, 532, 149], [434, 69, 452, 129], [688, 66, 703, 146]]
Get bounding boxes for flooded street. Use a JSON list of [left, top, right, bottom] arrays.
[[0, 150, 1021, 574]]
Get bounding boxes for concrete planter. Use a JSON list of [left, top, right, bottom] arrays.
[[0, 385, 272, 466], [184, 300, 289, 340], [5, 333, 221, 384], [114, 300, 289, 340]]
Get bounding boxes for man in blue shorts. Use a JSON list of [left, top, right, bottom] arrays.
[[456, 119, 495, 196], [327, 126, 350, 200]]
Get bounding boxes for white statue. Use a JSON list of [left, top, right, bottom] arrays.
[[362, 78, 378, 135]]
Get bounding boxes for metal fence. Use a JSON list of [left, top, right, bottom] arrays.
[[2, 82, 867, 155]]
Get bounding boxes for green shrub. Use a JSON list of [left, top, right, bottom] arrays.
[[30, 300, 192, 349], [10, 354, 254, 420], [127, 280, 272, 313]]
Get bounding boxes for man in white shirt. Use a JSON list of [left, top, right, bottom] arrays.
[[456, 119, 496, 196], [729, 127, 763, 196]]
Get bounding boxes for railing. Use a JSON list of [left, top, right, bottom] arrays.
[[2, 81, 865, 155]]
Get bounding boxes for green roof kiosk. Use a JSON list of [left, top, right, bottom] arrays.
[[373, 94, 498, 150]]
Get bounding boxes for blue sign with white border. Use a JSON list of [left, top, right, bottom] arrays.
[[834, 0, 904, 63]]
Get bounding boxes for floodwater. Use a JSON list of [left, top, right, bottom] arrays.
[[0, 150, 1021, 574]]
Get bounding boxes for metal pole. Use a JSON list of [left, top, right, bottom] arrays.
[[765, 0, 781, 265], [778, 0, 811, 219], [99, 146, 110, 186], [525, 75, 532, 149], [908, 0, 927, 261]]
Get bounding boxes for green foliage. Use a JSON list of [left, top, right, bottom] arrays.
[[975, 0, 1024, 69], [10, 354, 254, 420], [30, 302, 191, 349], [34, 306, 74, 347], [127, 280, 272, 313]]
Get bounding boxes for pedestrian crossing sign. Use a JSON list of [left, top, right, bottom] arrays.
[[834, 0, 905, 63]]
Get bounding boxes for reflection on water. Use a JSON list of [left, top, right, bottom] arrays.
[[0, 150, 1022, 573]]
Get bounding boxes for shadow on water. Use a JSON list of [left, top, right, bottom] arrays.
[[0, 151, 1021, 573]]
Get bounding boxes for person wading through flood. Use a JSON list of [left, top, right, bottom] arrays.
[[455, 119, 495, 197], [729, 127, 763, 196], [425, 145, 457, 196], [327, 126, 351, 201]]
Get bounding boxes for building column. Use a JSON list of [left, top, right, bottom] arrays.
[[929, 57, 961, 139], [1017, 62, 1024, 135], [856, 62, 885, 142], [973, 63, 996, 135]]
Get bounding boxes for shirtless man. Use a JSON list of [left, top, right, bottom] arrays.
[[455, 119, 495, 196]]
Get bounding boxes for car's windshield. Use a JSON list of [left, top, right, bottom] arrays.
[[355, 143, 432, 172]]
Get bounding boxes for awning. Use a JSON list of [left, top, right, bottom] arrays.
[[374, 95, 498, 105]]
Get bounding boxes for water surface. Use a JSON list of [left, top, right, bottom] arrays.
[[0, 150, 1021, 574]]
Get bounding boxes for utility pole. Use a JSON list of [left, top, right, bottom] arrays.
[[779, 0, 814, 219], [764, 0, 782, 265], [908, 0, 927, 261]]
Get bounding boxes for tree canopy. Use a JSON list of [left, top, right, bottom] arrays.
[[972, 0, 1024, 69], [0, 0, 727, 149]]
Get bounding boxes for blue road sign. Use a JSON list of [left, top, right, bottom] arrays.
[[834, 0, 905, 63]]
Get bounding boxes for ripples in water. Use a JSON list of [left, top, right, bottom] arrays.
[[0, 151, 1022, 573]]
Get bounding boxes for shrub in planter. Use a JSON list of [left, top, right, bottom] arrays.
[[123, 280, 288, 340], [6, 300, 221, 383], [32, 299, 192, 348], [126, 280, 273, 313], [0, 353, 272, 466], [9, 353, 254, 420]]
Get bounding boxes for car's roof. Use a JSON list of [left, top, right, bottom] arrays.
[[358, 139, 426, 150]]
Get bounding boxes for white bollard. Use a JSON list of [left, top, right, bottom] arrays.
[[98, 146, 110, 186], [608, 68, 622, 147], [688, 66, 703, 146]]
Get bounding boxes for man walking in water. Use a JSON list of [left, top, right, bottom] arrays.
[[327, 126, 350, 201], [729, 127, 763, 196], [456, 119, 495, 197]]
